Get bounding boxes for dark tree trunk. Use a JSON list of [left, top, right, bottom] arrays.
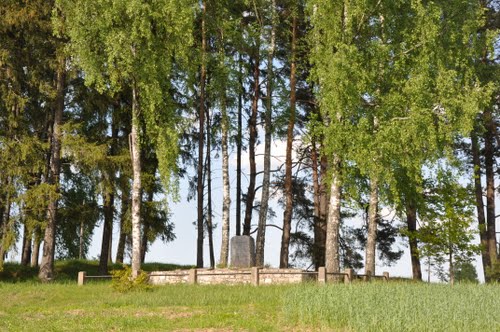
[[196, 0, 207, 267], [280, 14, 297, 268], [484, 108, 497, 267], [471, 130, 490, 281], [39, 60, 65, 282], [116, 184, 129, 264], [98, 179, 114, 274], [406, 200, 422, 281], [311, 140, 326, 269], [206, 106, 215, 268], [21, 224, 32, 266], [243, 44, 260, 236]]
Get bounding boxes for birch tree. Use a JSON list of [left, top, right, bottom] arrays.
[[58, 0, 193, 277]]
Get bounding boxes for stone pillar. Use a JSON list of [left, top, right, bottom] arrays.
[[344, 268, 354, 284], [78, 271, 86, 286], [318, 267, 326, 284], [189, 269, 198, 284], [383, 271, 389, 281], [251, 267, 260, 286]]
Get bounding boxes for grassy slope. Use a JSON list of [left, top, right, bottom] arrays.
[[0, 281, 499, 331]]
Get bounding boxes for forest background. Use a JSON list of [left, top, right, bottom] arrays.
[[0, 0, 499, 284]]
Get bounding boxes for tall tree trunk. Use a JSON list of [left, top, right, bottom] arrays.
[[206, 107, 215, 269], [219, 82, 231, 267], [256, 0, 276, 267], [21, 224, 32, 266], [116, 183, 129, 264], [130, 82, 142, 278], [325, 161, 341, 274], [311, 139, 326, 269], [484, 108, 497, 267], [365, 179, 378, 276], [98, 175, 114, 274], [406, 199, 422, 280], [196, 0, 207, 267], [471, 130, 490, 281], [280, 13, 297, 268], [140, 190, 153, 264], [39, 60, 65, 282], [236, 55, 243, 237], [243, 41, 260, 236]]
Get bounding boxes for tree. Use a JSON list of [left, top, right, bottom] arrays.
[[58, 0, 193, 277]]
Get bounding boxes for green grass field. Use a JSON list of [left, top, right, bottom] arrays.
[[1, 261, 499, 331]]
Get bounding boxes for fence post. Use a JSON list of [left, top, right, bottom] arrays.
[[78, 271, 86, 286], [344, 269, 353, 284], [383, 271, 389, 281], [189, 269, 198, 284], [318, 267, 326, 284], [251, 267, 260, 286]]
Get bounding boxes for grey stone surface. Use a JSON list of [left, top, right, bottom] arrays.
[[230, 235, 256, 268]]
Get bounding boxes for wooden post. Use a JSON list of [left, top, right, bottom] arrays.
[[344, 268, 353, 284], [78, 271, 86, 286], [318, 267, 326, 284], [251, 267, 260, 286], [189, 269, 198, 284], [383, 271, 389, 281]]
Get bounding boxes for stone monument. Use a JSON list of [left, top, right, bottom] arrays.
[[230, 235, 256, 268]]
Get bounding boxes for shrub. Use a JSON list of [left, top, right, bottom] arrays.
[[111, 265, 152, 292]]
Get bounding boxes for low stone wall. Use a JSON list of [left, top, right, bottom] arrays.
[[149, 270, 190, 285], [148, 268, 316, 286]]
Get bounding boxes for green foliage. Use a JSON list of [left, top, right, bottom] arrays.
[[111, 265, 151, 293]]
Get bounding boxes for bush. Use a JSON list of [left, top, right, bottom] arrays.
[[111, 265, 152, 292]]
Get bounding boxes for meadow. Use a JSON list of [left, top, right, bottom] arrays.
[[1, 261, 499, 331]]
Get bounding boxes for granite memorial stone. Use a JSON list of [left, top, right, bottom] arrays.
[[230, 235, 256, 268]]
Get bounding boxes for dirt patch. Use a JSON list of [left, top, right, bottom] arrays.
[[65, 309, 86, 316]]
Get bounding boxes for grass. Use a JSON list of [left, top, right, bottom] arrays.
[[0, 262, 499, 331]]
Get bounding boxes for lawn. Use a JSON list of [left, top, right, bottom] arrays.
[[0, 261, 499, 331]]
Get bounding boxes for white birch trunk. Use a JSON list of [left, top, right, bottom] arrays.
[[130, 83, 142, 278], [325, 162, 341, 274]]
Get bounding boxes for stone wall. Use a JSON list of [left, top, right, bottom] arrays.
[[148, 268, 316, 286]]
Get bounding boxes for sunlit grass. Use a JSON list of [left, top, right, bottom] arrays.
[[0, 271, 498, 331]]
